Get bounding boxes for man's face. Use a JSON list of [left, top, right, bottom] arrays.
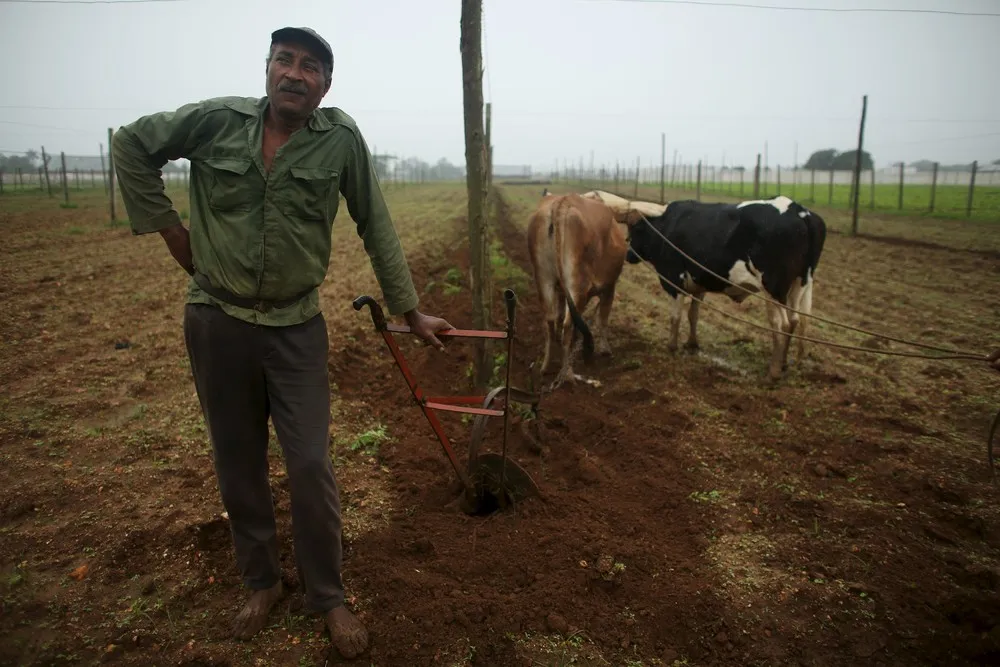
[[266, 40, 330, 121]]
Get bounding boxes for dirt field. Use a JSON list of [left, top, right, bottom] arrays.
[[2, 183, 999, 667]]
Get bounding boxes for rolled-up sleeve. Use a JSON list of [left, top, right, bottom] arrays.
[[341, 129, 419, 316], [112, 101, 209, 236]]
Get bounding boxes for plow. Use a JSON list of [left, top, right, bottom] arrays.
[[352, 288, 542, 515]]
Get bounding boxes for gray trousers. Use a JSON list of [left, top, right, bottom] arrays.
[[183, 303, 344, 613]]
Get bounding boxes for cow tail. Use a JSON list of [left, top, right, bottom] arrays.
[[552, 198, 595, 365]]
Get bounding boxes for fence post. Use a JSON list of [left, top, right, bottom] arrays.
[[929, 162, 939, 213], [869, 167, 875, 210], [18, 168, 24, 190], [41, 146, 52, 197], [776, 165, 781, 196], [659, 132, 665, 204], [897, 162, 904, 210], [828, 169, 834, 205], [966, 160, 978, 217], [0, 170, 4, 196], [60, 152, 69, 204], [850, 93, 868, 235], [753, 153, 761, 198]]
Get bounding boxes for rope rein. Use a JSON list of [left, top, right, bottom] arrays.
[[625, 244, 988, 362]]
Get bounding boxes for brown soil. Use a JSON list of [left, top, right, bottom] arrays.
[[2, 184, 999, 667]]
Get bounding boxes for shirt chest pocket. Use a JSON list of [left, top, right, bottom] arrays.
[[205, 157, 256, 212], [285, 167, 339, 222]]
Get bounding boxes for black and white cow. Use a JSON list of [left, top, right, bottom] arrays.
[[624, 195, 826, 379]]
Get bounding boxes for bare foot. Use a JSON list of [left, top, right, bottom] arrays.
[[325, 604, 369, 659], [231, 581, 283, 640]]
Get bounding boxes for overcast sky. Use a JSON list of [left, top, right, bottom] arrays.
[[1, 0, 998, 172]]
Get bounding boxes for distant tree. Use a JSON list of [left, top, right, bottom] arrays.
[[993, 159, 1000, 166], [803, 149, 838, 170], [0, 151, 38, 171], [910, 160, 937, 172], [832, 150, 873, 171]]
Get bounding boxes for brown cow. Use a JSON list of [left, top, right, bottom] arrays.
[[527, 191, 628, 390]]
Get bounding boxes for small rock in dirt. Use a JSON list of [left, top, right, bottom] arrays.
[[546, 613, 569, 635], [813, 464, 829, 478], [662, 648, 679, 664], [577, 457, 603, 484]]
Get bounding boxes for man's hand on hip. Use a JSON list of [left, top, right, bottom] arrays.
[[159, 223, 195, 276], [404, 310, 454, 352]]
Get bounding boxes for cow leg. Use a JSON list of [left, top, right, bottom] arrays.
[[667, 293, 684, 353], [765, 299, 791, 380], [684, 296, 701, 351], [537, 282, 563, 377], [595, 285, 615, 356], [781, 281, 805, 371], [552, 288, 589, 390], [794, 279, 814, 365]]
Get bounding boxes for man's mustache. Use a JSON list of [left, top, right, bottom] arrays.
[[278, 82, 307, 95]]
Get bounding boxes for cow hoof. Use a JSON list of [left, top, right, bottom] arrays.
[[684, 341, 700, 353]]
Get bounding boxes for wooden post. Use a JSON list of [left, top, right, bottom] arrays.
[[776, 165, 781, 196], [484, 102, 492, 192], [966, 160, 978, 217], [107, 128, 116, 224], [929, 162, 939, 212], [0, 170, 4, 195], [869, 166, 875, 210], [828, 169, 834, 205], [60, 152, 69, 204], [18, 168, 24, 190], [460, 0, 490, 390], [41, 146, 52, 197], [659, 132, 665, 204], [753, 153, 761, 198], [850, 94, 867, 235], [696, 160, 702, 201], [897, 161, 904, 210]]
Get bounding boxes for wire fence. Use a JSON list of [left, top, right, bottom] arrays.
[[537, 160, 1000, 222]]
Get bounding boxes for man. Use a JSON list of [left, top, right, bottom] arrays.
[[112, 26, 453, 659]]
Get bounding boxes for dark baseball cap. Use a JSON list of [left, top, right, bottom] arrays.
[[270, 26, 334, 71]]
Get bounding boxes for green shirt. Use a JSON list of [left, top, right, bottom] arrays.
[[111, 95, 420, 325]]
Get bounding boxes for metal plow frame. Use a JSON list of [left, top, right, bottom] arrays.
[[352, 289, 542, 514]]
